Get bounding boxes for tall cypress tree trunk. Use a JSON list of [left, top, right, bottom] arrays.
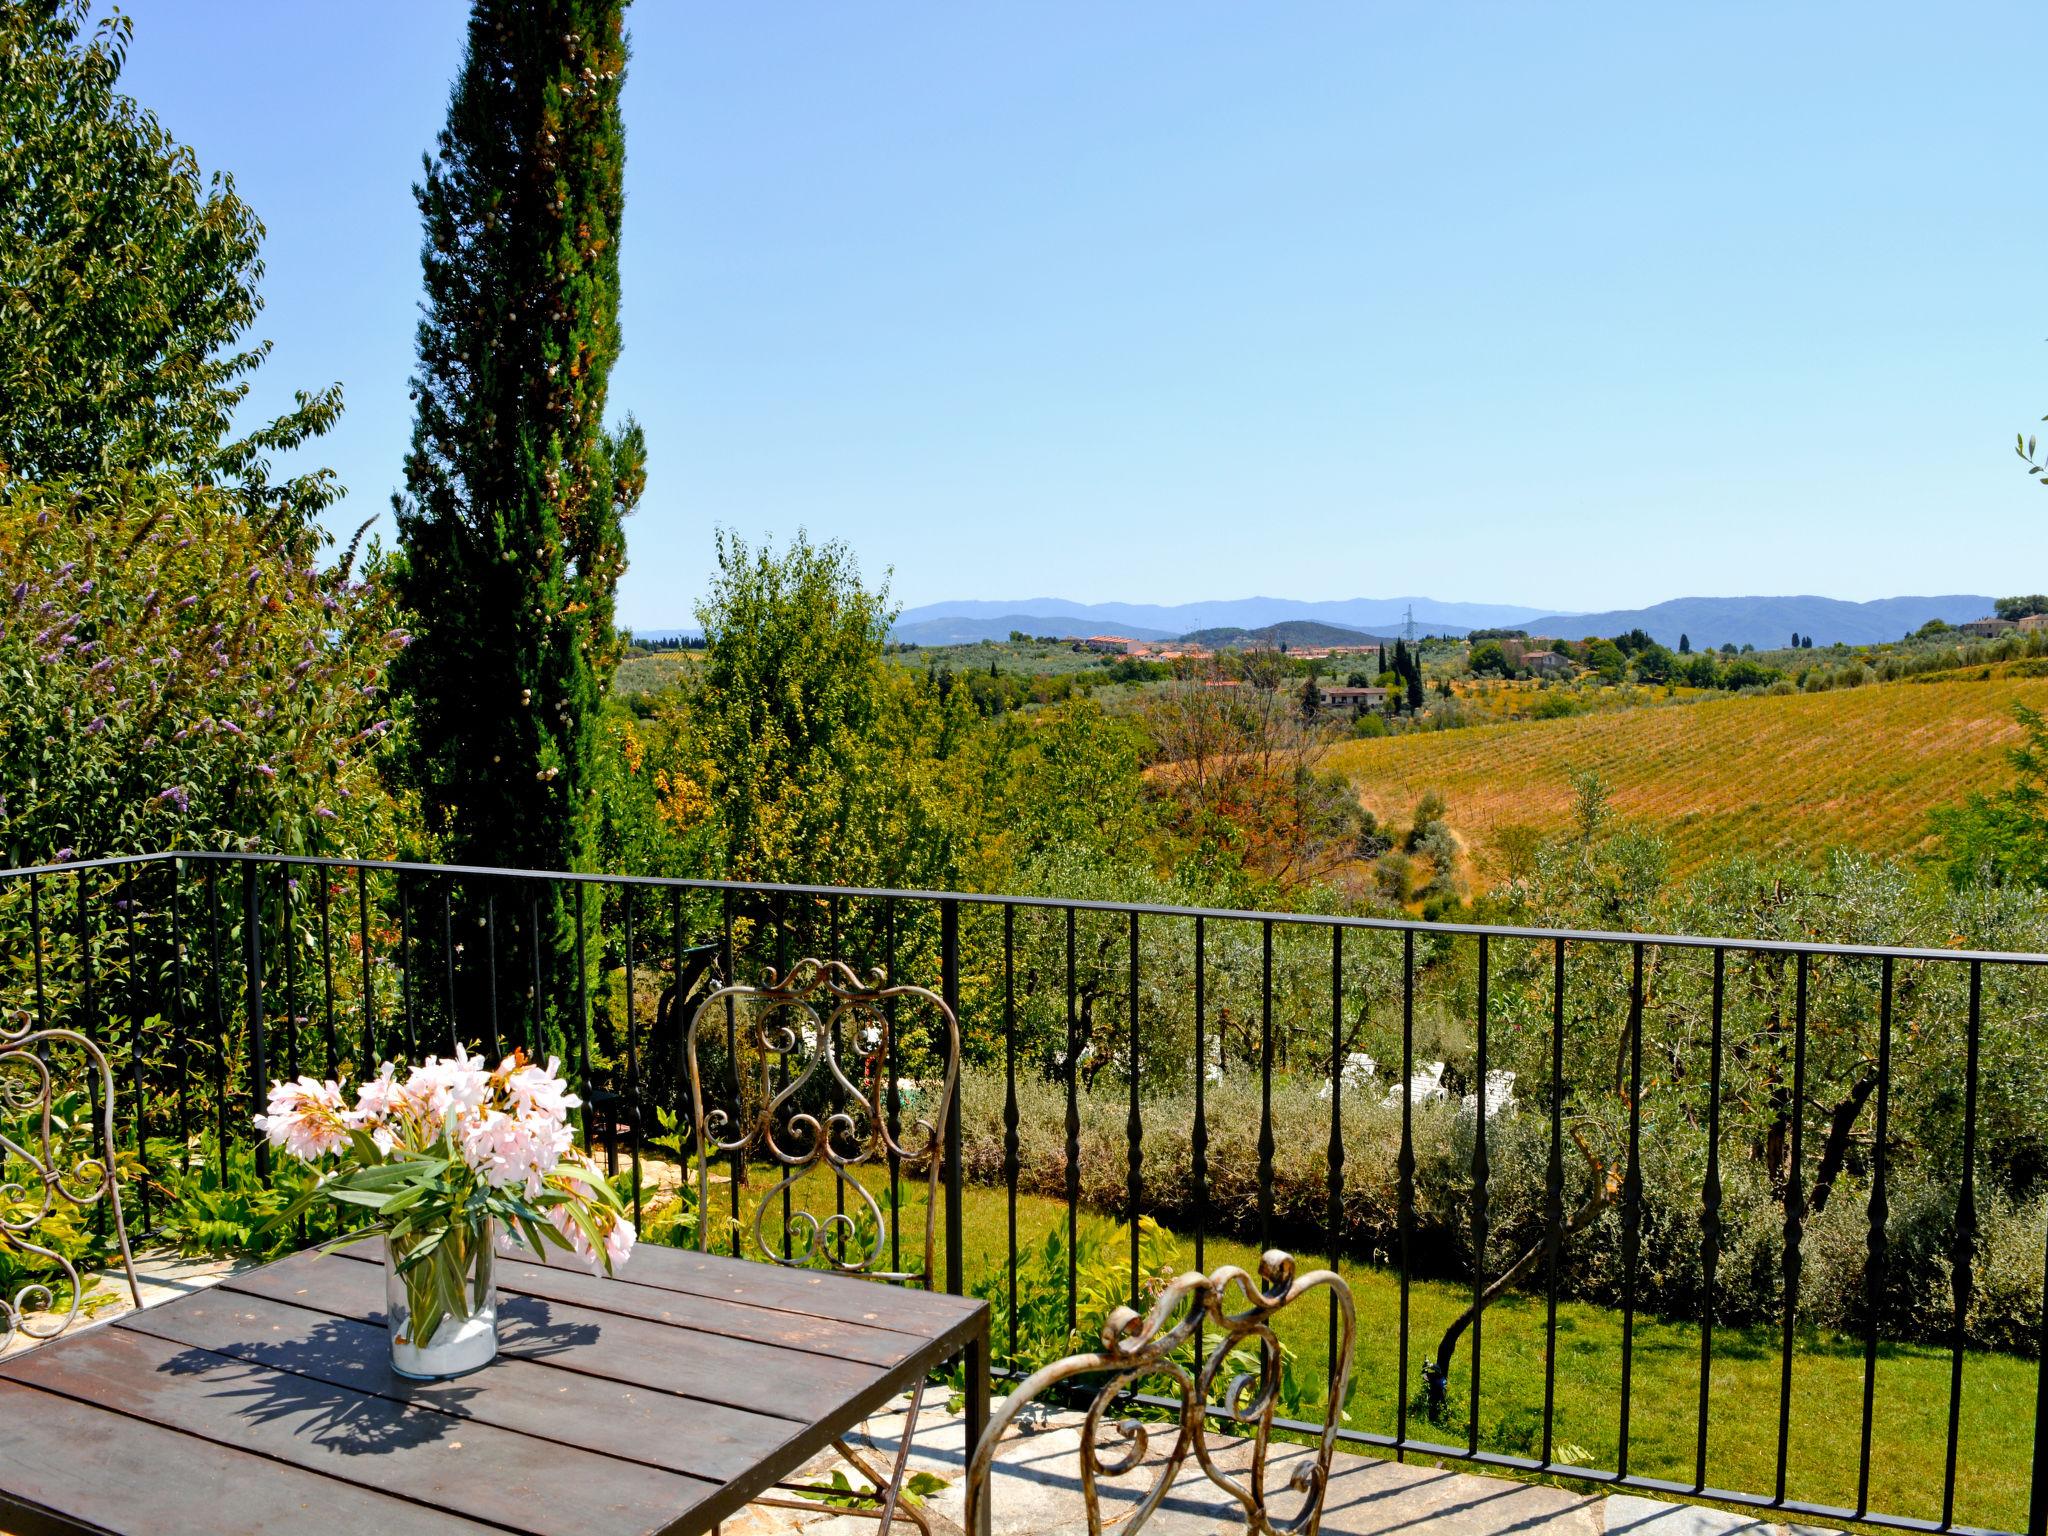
[[392, 0, 644, 1065]]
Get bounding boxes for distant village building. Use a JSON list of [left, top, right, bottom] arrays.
[[1316, 684, 1388, 716], [1080, 635, 1134, 654], [1520, 650, 1573, 677], [2019, 614, 2048, 633], [1959, 618, 2017, 638]]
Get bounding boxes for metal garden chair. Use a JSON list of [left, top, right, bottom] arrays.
[[1, 1022, 143, 1350], [685, 957, 961, 1535], [966, 1250, 1357, 1536]]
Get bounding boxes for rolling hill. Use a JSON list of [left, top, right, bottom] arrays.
[[1521, 594, 1993, 650], [1180, 620, 1393, 648], [1324, 674, 2048, 884]]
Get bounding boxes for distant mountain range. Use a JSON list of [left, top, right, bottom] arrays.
[[883, 593, 2000, 651], [1518, 594, 1996, 650], [891, 595, 1553, 643], [892, 614, 1181, 647]]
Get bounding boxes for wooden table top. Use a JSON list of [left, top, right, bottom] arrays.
[[0, 1238, 987, 1536]]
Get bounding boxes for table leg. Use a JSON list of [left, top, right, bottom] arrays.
[[966, 1320, 990, 1536]]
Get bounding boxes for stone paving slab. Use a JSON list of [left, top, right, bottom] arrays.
[[727, 1391, 1845, 1536], [0, 1247, 256, 1360]]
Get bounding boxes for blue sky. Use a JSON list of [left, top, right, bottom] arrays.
[[124, 3, 2045, 629]]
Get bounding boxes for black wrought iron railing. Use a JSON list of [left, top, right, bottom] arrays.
[[2, 849, 2045, 1536]]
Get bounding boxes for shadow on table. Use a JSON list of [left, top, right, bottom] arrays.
[[152, 1303, 602, 1456]]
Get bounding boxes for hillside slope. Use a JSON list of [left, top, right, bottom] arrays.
[[1324, 676, 2048, 883], [1181, 620, 1392, 648]]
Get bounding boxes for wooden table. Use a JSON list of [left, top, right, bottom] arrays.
[[0, 1239, 989, 1536]]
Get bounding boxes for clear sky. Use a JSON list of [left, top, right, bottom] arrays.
[[122, 3, 2045, 629]]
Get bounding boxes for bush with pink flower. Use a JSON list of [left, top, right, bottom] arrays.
[[260, 1048, 634, 1357]]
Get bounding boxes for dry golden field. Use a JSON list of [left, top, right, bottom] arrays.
[[1326, 674, 2048, 884]]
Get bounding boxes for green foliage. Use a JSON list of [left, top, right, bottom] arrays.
[[657, 529, 983, 893], [1468, 640, 1508, 676], [392, 0, 644, 1058], [0, 476, 403, 860], [1931, 703, 2048, 889], [0, 1089, 138, 1312], [0, 1, 343, 523], [1584, 638, 1626, 683], [1629, 642, 1675, 684], [155, 1141, 335, 1259], [786, 1468, 950, 1512], [1995, 596, 2048, 620]]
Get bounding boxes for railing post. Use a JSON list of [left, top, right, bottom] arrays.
[[244, 859, 269, 1181], [943, 897, 963, 1299], [941, 898, 981, 1484], [2032, 1128, 2048, 1536]]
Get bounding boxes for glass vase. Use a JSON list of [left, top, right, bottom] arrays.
[[385, 1218, 498, 1380]]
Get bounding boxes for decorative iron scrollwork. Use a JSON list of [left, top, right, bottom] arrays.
[[685, 957, 958, 1286], [967, 1250, 1356, 1536], [0, 1021, 143, 1348]]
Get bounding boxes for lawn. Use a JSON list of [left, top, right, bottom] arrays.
[[693, 1168, 2037, 1534]]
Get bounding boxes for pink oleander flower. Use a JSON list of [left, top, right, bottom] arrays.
[[255, 1075, 352, 1160], [402, 1046, 491, 1133], [344, 1063, 411, 1153], [461, 1106, 573, 1194], [500, 1054, 580, 1126]]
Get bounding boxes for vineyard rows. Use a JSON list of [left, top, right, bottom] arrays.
[[1326, 675, 2048, 883]]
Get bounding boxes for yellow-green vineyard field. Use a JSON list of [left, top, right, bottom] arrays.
[[1326, 676, 2048, 884]]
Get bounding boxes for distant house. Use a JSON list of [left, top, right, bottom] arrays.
[[2020, 614, 2048, 633], [1959, 618, 2017, 638], [1080, 635, 1134, 654], [1520, 650, 1573, 677], [1317, 684, 1388, 715]]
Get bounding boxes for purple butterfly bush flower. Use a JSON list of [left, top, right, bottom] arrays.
[[157, 787, 190, 813], [178, 595, 199, 608], [256, 762, 276, 778], [9, 581, 26, 604], [53, 847, 74, 863], [77, 580, 94, 597], [314, 805, 336, 820]]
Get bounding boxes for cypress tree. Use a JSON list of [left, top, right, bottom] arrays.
[[392, 0, 645, 1058]]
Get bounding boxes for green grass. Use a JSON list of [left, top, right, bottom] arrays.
[[702, 1169, 2037, 1533]]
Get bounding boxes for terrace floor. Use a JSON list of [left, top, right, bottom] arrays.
[[743, 1391, 1846, 1536]]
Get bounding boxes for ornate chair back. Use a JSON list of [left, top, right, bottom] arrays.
[[966, 1251, 1356, 1536], [684, 958, 959, 1288], [1, 1025, 143, 1348]]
